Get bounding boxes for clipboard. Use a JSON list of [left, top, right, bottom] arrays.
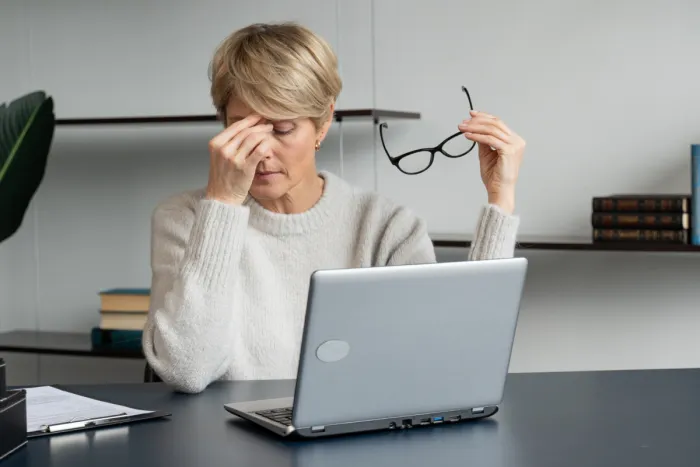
[[23, 386, 171, 438], [27, 410, 172, 438]]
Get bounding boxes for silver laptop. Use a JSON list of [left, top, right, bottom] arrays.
[[224, 257, 528, 438]]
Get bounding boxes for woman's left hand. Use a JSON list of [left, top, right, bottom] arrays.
[[458, 110, 525, 214]]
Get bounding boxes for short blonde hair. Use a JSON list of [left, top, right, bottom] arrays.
[[209, 22, 342, 129]]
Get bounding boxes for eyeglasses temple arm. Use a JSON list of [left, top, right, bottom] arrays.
[[461, 86, 474, 111], [378, 122, 396, 160]]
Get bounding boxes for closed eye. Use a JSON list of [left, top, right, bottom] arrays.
[[273, 127, 294, 136]]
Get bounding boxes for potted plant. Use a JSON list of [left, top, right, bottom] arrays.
[[0, 91, 56, 243]]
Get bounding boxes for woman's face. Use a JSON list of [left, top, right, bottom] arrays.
[[224, 98, 331, 201]]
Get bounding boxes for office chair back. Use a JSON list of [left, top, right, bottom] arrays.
[[143, 362, 162, 383]]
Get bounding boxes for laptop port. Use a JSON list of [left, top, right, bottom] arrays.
[[432, 416, 444, 424], [419, 418, 431, 426], [447, 415, 461, 423], [402, 419, 413, 428], [472, 407, 485, 415], [388, 422, 397, 430], [311, 425, 325, 433]]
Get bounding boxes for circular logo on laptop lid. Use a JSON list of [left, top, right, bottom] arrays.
[[316, 340, 350, 363]]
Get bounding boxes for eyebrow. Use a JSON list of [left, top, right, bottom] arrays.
[[227, 116, 295, 125]]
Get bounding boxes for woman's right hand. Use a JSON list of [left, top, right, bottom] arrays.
[[206, 115, 273, 205]]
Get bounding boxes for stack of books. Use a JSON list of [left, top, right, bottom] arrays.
[[89, 288, 150, 352], [98, 288, 150, 331], [591, 194, 691, 244]]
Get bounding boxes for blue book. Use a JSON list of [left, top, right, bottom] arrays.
[[692, 144, 700, 245], [98, 288, 150, 296]]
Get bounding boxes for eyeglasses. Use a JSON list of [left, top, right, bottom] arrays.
[[379, 86, 476, 175]]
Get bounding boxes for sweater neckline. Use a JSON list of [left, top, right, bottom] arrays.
[[245, 171, 344, 235]]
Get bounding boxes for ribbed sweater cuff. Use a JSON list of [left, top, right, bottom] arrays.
[[469, 204, 520, 260], [180, 199, 249, 290]]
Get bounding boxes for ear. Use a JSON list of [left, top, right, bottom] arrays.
[[316, 101, 336, 142]]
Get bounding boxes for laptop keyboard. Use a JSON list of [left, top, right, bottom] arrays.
[[255, 407, 293, 426]]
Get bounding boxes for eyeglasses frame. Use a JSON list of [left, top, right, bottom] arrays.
[[378, 86, 477, 175]]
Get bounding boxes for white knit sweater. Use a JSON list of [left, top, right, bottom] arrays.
[[142, 171, 520, 393]]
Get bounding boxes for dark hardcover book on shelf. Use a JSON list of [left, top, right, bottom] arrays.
[[592, 195, 691, 213], [691, 144, 700, 245], [591, 212, 689, 230], [90, 327, 142, 351], [593, 228, 689, 243]]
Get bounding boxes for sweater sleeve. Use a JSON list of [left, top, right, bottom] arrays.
[[142, 197, 249, 394], [379, 206, 437, 266], [467, 204, 520, 260]]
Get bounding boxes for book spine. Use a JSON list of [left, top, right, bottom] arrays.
[[90, 328, 143, 349], [692, 144, 700, 245], [593, 229, 688, 243], [591, 212, 687, 229], [592, 197, 688, 212]]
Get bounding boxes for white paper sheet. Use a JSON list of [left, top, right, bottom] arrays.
[[23, 386, 153, 433]]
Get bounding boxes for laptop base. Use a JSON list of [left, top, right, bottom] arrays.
[[225, 398, 498, 438]]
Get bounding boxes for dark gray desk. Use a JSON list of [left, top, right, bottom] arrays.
[[5, 369, 700, 467]]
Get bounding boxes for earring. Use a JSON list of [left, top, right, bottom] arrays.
[[315, 140, 321, 151]]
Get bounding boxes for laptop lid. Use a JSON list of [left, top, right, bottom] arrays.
[[291, 257, 528, 429]]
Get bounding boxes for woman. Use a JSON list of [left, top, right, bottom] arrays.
[[142, 22, 526, 394]]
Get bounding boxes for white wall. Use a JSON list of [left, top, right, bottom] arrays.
[[375, 0, 700, 236], [437, 248, 700, 373], [2, 0, 700, 377]]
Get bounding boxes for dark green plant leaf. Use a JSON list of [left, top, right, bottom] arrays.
[[0, 91, 56, 243]]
